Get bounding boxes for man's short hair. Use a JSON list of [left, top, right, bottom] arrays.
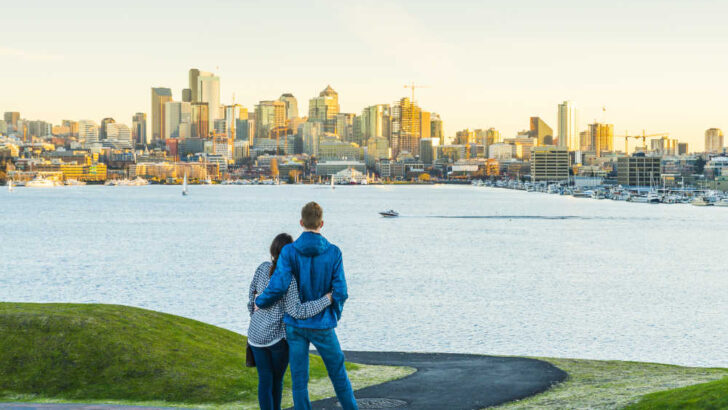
[[301, 201, 323, 230]]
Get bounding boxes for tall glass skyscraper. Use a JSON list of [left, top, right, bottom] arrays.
[[558, 100, 578, 151]]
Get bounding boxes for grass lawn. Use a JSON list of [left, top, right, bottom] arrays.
[[625, 377, 728, 410], [495, 357, 728, 409], [0, 302, 413, 408]]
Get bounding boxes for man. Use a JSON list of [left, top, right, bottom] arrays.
[[255, 201, 358, 410]]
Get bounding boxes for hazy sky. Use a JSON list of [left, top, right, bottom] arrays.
[[2, 0, 727, 149]]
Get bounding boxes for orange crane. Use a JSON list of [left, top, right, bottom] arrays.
[[617, 130, 669, 154]]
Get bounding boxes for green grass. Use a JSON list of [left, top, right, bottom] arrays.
[[495, 357, 728, 409], [626, 377, 728, 410], [0, 302, 413, 408]]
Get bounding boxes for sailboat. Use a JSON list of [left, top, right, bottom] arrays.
[[7, 179, 13, 192], [182, 172, 188, 196], [331, 177, 335, 190]]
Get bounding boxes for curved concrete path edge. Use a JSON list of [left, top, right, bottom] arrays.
[[309, 351, 567, 410]]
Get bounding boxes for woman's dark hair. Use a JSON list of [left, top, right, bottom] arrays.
[[270, 233, 294, 276]]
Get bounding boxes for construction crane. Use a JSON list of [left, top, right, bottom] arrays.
[[403, 82, 429, 104], [617, 130, 669, 154]]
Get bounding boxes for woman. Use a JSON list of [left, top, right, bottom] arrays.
[[247, 233, 332, 410]]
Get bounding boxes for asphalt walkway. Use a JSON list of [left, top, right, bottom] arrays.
[[310, 351, 567, 409]]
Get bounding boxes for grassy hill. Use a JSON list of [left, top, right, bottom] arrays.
[[0, 302, 359, 405], [626, 377, 728, 409]]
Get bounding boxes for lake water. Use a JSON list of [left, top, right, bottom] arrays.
[[1, 184, 726, 367]]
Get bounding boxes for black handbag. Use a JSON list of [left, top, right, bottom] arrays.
[[246, 343, 256, 367]]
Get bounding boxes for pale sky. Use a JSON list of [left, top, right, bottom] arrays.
[[2, 0, 728, 149]]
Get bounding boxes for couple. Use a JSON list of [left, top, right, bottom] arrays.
[[247, 201, 358, 410]]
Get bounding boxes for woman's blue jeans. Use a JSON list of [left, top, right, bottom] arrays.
[[251, 339, 289, 410]]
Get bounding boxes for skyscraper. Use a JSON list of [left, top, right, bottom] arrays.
[[164, 101, 192, 139], [529, 117, 554, 146], [308, 85, 339, 134], [99, 117, 115, 140], [151, 87, 173, 141], [78, 120, 99, 146], [197, 74, 220, 133], [362, 104, 391, 141], [430, 113, 444, 145], [705, 128, 724, 153], [3, 112, 19, 133], [132, 113, 147, 145], [587, 122, 614, 155], [557, 101, 578, 151], [335, 113, 356, 142], [255, 100, 286, 139], [279, 93, 299, 120], [106, 123, 133, 147], [391, 97, 421, 156], [420, 111, 431, 139], [191, 102, 209, 139]]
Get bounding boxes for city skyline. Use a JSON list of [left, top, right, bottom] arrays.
[[3, 1, 728, 149]]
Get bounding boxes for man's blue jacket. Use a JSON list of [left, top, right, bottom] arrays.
[[255, 231, 348, 329]]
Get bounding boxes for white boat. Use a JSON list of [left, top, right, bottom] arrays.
[[7, 179, 13, 192], [715, 199, 728, 207], [131, 177, 148, 186], [26, 177, 58, 188], [182, 172, 188, 196], [379, 209, 399, 217], [646, 192, 661, 204], [331, 177, 335, 190], [64, 179, 86, 186], [691, 197, 712, 207]]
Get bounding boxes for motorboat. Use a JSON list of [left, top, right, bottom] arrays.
[[379, 209, 399, 217], [715, 199, 728, 207], [691, 197, 712, 206], [26, 177, 58, 188]]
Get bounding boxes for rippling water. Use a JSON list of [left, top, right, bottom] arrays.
[[1, 184, 726, 367]]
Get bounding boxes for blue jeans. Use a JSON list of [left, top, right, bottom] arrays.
[[286, 325, 358, 410], [250, 339, 289, 410]]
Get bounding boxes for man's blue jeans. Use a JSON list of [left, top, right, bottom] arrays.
[[286, 325, 358, 410]]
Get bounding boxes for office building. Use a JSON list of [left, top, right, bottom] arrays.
[[558, 100, 578, 151], [531, 146, 570, 181], [182, 88, 192, 103], [362, 104, 391, 141], [420, 138, 439, 164], [3, 112, 19, 133], [62, 120, 79, 136], [391, 97, 421, 156], [617, 154, 662, 186], [106, 123, 132, 147], [255, 100, 286, 139], [420, 111, 431, 139], [191, 102, 209, 139], [366, 136, 390, 166], [197, 73, 220, 133], [430, 113, 443, 145], [581, 122, 614, 155], [279, 93, 299, 120], [99, 118, 115, 140], [151, 87, 173, 141], [164, 101, 192, 139], [678, 142, 689, 155], [529, 117, 554, 146], [132, 113, 147, 145], [78, 120, 99, 146], [705, 128, 724, 153], [308, 85, 339, 134], [335, 113, 356, 142]]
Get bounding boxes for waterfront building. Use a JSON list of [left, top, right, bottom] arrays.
[[279, 93, 299, 120], [255, 100, 286, 140], [134, 161, 211, 181], [308, 85, 340, 134], [617, 154, 661, 186], [132, 113, 147, 145], [316, 160, 366, 176], [531, 146, 570, 182], [558, 100, 578, 151], [420, 138, 439, 164], [151, 87, 173, 141], [705, 128, 724, 153], [430, 113, 444, 145], [333, 167, 367, 184], [529, 117, 554, 146], [164, 101, 192, 139]]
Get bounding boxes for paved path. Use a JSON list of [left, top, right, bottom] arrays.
[[310, 351, 567, 410]]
